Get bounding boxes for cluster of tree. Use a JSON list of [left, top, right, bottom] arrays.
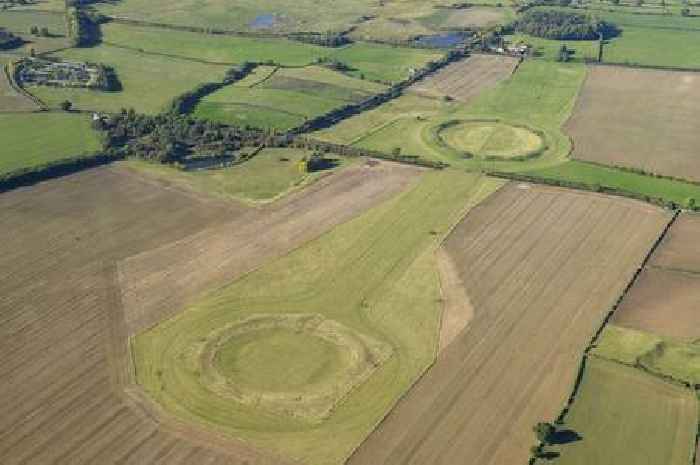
[[289, 32, 351, 47], [29, 25, 51, 37], [94, 64, 122, 91], [513, 10, 619, 40], [315, 57, 354, 72], [97, 110, 270, 164], [0, 28, 22, 50], [65, 6, 102, 47], [168, 62, 256, 114]]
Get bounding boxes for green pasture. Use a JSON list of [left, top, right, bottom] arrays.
[[593, 325, 700, 385], [546, 357, 697, 465], [508, 34, 600, 62], [95, 0, 377, 33], [99, 23, 442, 83], [30, 44, 229, 114], [0, 112, 101, 176], [194, 66, 386, 130], [133, 169, 504, 465], [0, 10, 67, 35], [318, 60, 586, 169], [529, 161, 700, 207], [124, 148, 342, 203], [603, 26, 700, 69]]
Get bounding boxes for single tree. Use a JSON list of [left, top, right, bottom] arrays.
[[39, 27, 49, 37], [59, 100, 73, 112], [533, 422, 556, 444], [29, 25, 39, 36]]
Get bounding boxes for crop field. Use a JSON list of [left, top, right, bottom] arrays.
[[99, 23, 442, 83], [193, 66, 386, 130], [611, 213, 700, 340], [0, 113, 100, 175], [30, 45, 229, 114], [347, 183, 670, 465], [318, 60, 585, 169], [567, 66, 700, 182], [131, 169, 502, 465], [548, 358, 697, 465], [411, 54, 520, 104], [0, 157, 426, 465], [125, 147, 347, 203]]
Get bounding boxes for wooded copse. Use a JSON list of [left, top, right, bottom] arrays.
[[0, 28, 22, 49], [65, 6, 102, 47], [513, 10, 619, 40]]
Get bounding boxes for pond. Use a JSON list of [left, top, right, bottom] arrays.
[[414, 32, 467, 48], [249, 14, 278, 30]]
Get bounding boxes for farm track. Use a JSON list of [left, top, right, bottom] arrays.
[[348, 183, 670, 465], [0, 160, 420, 465], [410, 54, 520, 104]]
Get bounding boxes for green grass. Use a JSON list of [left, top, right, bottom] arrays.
[[214, 327, 343, 392], [547, 357, 697, 465], [533, 6, 700, 68], [133, 169, 504, 465], [529, 161, 700, 206], [30, 44, 229, 114], [508, 34, 600, 62], [604, 26, 700, 69], [0, 112, 101, 176], [318, 60, 586, 169], [193, 66, 386, 129], [593, 325, 700, 385], [98, 23, 442, 83], [124, 148, 334, 203], [95, 0, 377, 33], [0, 10, 67, 35]]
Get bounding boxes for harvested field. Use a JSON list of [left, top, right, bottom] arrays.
[[551, 357, 697, 465], [651, 213, 700, 272], [131, 170, 503, 465], [612, 268, 700, 341], [611, 213, 700, 340], [411, 54, 520, 104], [119, 159, 423, 334], [567, 66, 700, 182], [0, 159, 420, 465], [348, 183, 670, 465]]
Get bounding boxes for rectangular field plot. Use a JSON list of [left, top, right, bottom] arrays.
[[348, 183, 670, 465], [567, 66, 700, 182], [551, 358, 697, 465], [410, 54, 520, 104], [0, 66, 38, 112], [0, 113, 101, 175], [611, 213, 700, 340], [193, 66, 386, 130]]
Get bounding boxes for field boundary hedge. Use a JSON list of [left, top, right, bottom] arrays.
[[527, 209, 681, 463], [0, 152, 120, 193], [486, 169, 697, 210], [593, 60, 700, 74], [287, 49, 466, 135]]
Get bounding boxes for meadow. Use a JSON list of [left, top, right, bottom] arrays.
[[99, 23, 442, 83], [318, 59, 586, 169], [194, 66, 386, 130], [30, 45, 229, 114], [0, 10, 67, 35], [125, 148, 345, 203], [0, 112, 101, 176], [549, 358, 697, 465], [95, 0, 377, 32], [132, 170, 501, 465]]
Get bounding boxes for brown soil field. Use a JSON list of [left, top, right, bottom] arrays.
[[567, 66, 700, 182], [119, 159, 422, 335], [0, 160, 420, 465], [612, 268, 700, 340], [410, 54, 519, 104], [651, 213, 700, 272], [436, 247, 474, 353], [612, 213, 700, 340], [347, 183, 670, 465]]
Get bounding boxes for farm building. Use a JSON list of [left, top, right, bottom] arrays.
[[18, 58, 100, 88]]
